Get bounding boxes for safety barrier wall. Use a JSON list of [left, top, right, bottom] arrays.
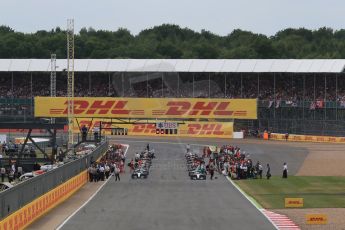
[[269, 133, 345, 143], [0, 140, 108, 222], [0, 171, 87, 230]]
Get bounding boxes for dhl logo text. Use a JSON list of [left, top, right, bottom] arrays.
[[57, 100, 130, 115], [288, 201, 302, 204], [309, 217, 326, 221], [185, 124, 225, 135], [163, 101, 245, 116], [48, 100, 247, 117], [132, 124, 156, 134]]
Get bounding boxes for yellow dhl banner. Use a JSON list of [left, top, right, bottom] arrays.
[[284, 198, 304, 208], [306, 214, 328, 225], [74, 119, 233, 138], [34, 97, 257, 119], [270, 133, 345, 143]]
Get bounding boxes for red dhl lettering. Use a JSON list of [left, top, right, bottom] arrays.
[[60, 100, 129, 115], [44, 99, 249, 118], [309, 217, 325, 221], [77, 120, 112, 131], [288, 201, 302, 204], [187, 124, 225, 135], [132, 124, 156, 134], [165, 101, 234, 116]]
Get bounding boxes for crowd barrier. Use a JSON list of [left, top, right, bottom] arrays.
[[269, 133, 345, 143], [0, 140, 109, 227], [0, 171, 87, 230]]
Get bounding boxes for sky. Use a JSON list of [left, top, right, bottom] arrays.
[[0, 0, 344, 36]]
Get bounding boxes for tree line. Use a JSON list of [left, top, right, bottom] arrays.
[[1, 24, 345, 59]]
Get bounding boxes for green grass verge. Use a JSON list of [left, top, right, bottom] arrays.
[[234, 176, 345, 209]]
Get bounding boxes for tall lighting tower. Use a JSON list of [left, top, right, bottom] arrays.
[[50, 53, 56, 124], [67, 19, 75, 152]]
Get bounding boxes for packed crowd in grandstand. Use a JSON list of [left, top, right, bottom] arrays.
[[1, 74, 345, 102], [1, 73, 345, 120]]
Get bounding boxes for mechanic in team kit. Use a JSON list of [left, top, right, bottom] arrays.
[[187, 145, 277, 182], [186, 144, 190, 153], [209, 163, 215, 180], [114, 164, 121, 181]]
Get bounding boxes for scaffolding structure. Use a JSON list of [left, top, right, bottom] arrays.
[[50, 53, 56, 124], [50, 54, 56, 97], [67, 19, 75, 152]]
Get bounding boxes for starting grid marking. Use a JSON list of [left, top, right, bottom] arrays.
[[262, 210, 300, 230]]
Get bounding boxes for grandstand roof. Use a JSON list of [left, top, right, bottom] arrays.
[[0, 59, 344, 73]]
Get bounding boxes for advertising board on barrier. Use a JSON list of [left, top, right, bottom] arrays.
[[0, 171, 87, 230], [284, 198, 304, 208], [34, 97, 257, 119], [73, 119, 233, 138], [270, 133, 345, 144], [306, 214, 328, 225]]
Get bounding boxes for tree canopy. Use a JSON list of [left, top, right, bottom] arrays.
[[0, 24, 345, 59]]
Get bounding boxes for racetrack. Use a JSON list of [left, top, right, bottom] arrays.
[[59, 137, 308, 230]]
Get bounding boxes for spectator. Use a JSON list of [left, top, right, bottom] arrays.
[[11, 164, 16, 178], [17, 166, 23, 178], [0, 166, 5, 182], [283, 162, 288, 178], [8, 170, 14, 183], [93, 126, 100, 142], [81, 125, 88, 141]]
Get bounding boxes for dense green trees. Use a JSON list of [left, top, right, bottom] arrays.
[[0, 24, 345, 59]]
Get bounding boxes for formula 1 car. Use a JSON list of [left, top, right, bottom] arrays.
[[190, 171, 206, 180], [140, 149, 155, 159], [131, 168, 149, 179]]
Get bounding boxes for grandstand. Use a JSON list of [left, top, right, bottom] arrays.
[[1, 59, 345, 136]]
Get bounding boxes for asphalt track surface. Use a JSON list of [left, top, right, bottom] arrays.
[[61, 137, 307, 230]]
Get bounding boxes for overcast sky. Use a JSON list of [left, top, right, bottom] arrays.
[[1, 0, 344, 36]]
